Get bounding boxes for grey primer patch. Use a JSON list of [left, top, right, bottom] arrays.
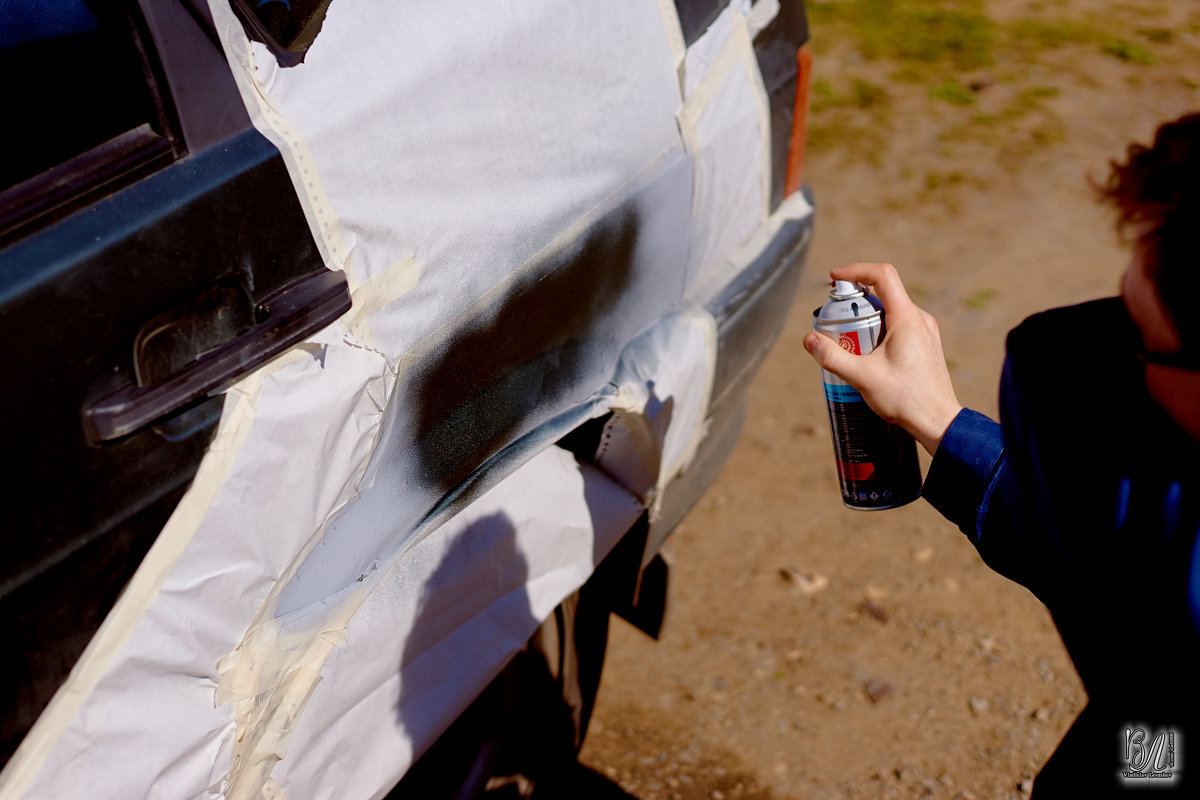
[[228, 0, 334, 68]]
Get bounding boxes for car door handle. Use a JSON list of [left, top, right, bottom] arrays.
[[85, 269, 352, 442]]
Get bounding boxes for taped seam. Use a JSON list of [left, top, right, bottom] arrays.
[[654, 0, 687, 94], [205, 0, 359, 291], [678, 10, 772, 223], [344, 255, 420, 349]]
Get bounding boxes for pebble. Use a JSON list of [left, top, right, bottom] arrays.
[[969, 74, 996, 92], [1019, 777, 1034, 794], [859, 600, 890, 623], [865, 680, 895, 704], [969, 697, 989, 715], [865, 585, 889, 600], [913, 545, 934, 563], [1033, 707, 1050, 721], [779, 567, 830, 594]]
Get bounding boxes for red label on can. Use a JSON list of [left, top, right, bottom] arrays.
[[837, 331, 861, 355], [836, 460, 876, 481]]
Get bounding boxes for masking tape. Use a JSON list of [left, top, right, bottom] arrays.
[[676, 8, 774, 291], [205, 0, 360, 292], [261, 778, 287, 800], [679, 12, 772, 223], [654, 0, 687, 93], [345, 255, 421, 347], [678, 18, 743, 134]]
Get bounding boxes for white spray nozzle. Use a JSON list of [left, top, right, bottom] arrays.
[[831, 280, 862, 299]]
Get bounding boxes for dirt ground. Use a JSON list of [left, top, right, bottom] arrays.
[[579, 2, 1200, 799]]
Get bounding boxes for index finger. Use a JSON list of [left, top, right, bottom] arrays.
[[830, 262, 915, 316]]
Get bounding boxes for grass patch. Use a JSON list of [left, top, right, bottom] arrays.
[[965, 288, 998, 310], [968, 86, 1060, 129], [925, 170, 966, 191], [812, 77, 891, 111], [804, 0, 1179, 167], [929, 79, 975, 105], [1103, 39, 1155, 64], [809, 0, 996, 73], [851, 78, 890, 109], [808, 75, 893, 163], [806, 113, 889, 166], [1138, 28, 1174, 44], [1005, 17, 1105, 51]]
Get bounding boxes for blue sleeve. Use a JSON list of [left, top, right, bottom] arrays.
[[923, 408, 1044, 590], [922, 408, 1006, 539]]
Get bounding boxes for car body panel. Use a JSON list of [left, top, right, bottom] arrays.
[[0, 1, 813, 797]]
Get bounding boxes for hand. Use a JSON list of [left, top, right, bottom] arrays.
[[803, 263, 963, 455]]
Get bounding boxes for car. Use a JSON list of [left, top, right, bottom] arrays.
[[0, 0, 814, 797]]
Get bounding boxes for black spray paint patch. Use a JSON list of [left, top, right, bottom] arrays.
[[397, 207, 643, 498], [228, 0, 334, 67]]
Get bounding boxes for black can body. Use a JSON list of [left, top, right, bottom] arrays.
[[813, 282, 921, 510]]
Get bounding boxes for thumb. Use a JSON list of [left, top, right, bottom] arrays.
[[804, 331, 866, 385]]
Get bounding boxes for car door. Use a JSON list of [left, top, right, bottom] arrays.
[[0, 0, 348, 766]]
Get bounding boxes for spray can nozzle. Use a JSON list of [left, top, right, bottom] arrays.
[[830, 280, 865, 300]]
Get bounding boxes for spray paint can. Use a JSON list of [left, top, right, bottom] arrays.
[[812, 280, 921, 510]]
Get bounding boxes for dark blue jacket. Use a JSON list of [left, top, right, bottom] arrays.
[[923, 298, 1199, 796]]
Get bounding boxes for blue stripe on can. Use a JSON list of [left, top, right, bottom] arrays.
[[823, 382, 863, 403]]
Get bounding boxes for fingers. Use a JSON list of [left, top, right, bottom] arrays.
[[829, 262, 915, 317], [804, 330, 866, 385]]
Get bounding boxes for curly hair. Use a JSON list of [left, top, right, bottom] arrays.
[[1100, 112, 1200, 350]]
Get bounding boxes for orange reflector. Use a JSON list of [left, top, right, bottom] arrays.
[[784, 46, 813, 197]]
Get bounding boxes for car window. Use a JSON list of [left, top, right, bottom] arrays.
[[0, 0, 179, 240]]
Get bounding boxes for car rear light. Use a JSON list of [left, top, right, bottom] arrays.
[[784, 46, 812, 197]]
